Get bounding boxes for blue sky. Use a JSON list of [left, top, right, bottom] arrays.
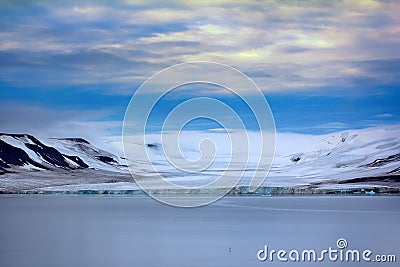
[[0, 0, 399, 139]]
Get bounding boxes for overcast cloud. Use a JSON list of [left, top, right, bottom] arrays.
[[0, 0, 399, 139]]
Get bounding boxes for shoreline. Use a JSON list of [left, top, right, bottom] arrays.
[[1, 185, 399, 196]]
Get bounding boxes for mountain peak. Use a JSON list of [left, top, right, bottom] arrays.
[[57, 138, 91, 144]]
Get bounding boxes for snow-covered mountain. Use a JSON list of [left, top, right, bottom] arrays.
[[0, 133, 127, 174], [124, 126, 400, 189], [0, 125, 399, 193], [265, 125, 400, 188]]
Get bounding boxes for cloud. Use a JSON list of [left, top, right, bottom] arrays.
[[0, 0, 399, 95], [0, 102, 121, 138], [0, 0, 399, 138], [374, 113, 393, 118], [314, 122, 350, 130]]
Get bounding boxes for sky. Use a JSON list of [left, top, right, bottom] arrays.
[[0, 0, 399, 143]]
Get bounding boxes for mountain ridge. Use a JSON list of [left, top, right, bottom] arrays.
[[1, 127, 400, 193], [0, 133, 126, 174]]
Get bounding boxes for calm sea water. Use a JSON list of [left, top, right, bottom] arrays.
[[0, 195, 399, 267]]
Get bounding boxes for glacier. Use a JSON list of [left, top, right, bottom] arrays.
[[0, 125, 400, 195]]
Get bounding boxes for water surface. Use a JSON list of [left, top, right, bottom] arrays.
[[0, 195, 398, 266]]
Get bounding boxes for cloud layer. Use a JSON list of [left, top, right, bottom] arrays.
[[1, 0, 399, 94], [0, 0, 399, 137]]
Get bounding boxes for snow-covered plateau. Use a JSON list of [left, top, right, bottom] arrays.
[[0, 125, 399, 194]]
